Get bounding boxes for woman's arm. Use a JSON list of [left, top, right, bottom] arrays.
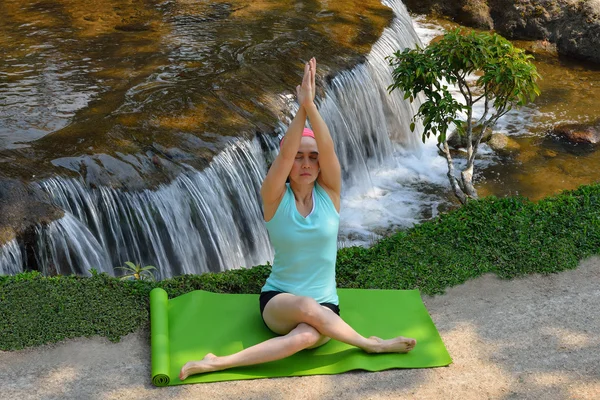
[[304, 59, 341, 206], [306, 103, 341, 196], [261, 62, 313, 219], [260, 108, 306, 205]]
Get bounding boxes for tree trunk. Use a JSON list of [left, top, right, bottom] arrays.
[[449, 171, 467, 204], [461, 165, 478, 200], [441, 141, 468, 204]]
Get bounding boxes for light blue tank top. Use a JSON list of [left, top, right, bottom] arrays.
[[262, 182, 340, 305]]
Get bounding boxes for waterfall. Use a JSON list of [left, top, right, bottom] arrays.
[[34, 213, 113, 276], [0, 0, 436, 277], [317, 0, 423, 189], [318, 0, 450, 244], [27, 139, 272, 279], [0, 240, 23, 275]]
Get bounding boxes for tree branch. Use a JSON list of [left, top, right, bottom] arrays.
[[457, 79, 470, 107], [475, 88, 490, 127]]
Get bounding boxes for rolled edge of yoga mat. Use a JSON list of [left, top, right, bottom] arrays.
[[150, 287, 170, 387]]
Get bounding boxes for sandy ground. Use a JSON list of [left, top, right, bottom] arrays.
[[1, 257, 599, 400]]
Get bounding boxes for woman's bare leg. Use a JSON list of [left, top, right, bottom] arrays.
[[179, 322, 323, 380], [179, 294, 416, 380], [263, 294, 416, 354]]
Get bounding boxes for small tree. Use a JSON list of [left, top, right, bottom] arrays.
[[387, 29, 541, 204]]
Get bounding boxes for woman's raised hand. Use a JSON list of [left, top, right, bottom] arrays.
[[296, 57, 317, 109], [309, 57, 316, 102]]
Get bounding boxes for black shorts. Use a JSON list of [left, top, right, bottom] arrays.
[[259, 290, 340, 324]]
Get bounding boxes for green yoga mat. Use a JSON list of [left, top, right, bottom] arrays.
[[150, 288, 452, 386]]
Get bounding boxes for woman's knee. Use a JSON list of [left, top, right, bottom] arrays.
[[262, 295, 329, 334], [293, 323, 322, 348], [296, 297, 325, 324]]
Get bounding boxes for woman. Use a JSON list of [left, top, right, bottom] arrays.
[[179, 57, 416, 380]]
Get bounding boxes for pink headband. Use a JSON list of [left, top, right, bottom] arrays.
[[279, 128, 315, 147]]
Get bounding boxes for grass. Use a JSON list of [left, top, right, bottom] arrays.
[[1, 183, 599, 350]]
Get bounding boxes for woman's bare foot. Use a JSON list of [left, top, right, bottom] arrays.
[[366, 336, 417, 354], [179, 353, 219, 381]]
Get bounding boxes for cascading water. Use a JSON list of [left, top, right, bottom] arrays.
[[1, 0, 451, 276], [33, 213, 112, 276], [320, 2, 450, 244], [31, 139, 272, 279], [0, 240, 23, 275], [311, 0, 424, 189]]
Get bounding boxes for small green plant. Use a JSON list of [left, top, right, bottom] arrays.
[[115, 262, 157, 281], [387, 29, 541, 204]]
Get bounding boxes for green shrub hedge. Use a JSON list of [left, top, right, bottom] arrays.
[[1, 183, 599, 350]]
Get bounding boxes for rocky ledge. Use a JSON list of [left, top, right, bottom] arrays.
[[402, 0, 600, 64]]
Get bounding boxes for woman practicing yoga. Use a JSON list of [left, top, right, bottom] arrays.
[[179, 57, 416, 380]]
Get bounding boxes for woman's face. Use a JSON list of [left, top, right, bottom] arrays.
[[289, 136, 319, 184]]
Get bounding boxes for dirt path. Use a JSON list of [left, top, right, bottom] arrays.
[[1, 257, 599, 400]]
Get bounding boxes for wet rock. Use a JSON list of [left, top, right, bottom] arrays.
[[459, 0, 494, 29], [517, 149, 538, 163], [114, 23, 151, 32], [520, 39, 559, 59], [549, 120, 600, 144], [50, 153, 184, 191], [490, 0, 600, 64], [543, 149, 558, 158], [447, 123, 493, 149], [401, 0, 493, 29], [402, 0, 600, 64], [487, 133, 521, 155], [0, 179, 63, 246]]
